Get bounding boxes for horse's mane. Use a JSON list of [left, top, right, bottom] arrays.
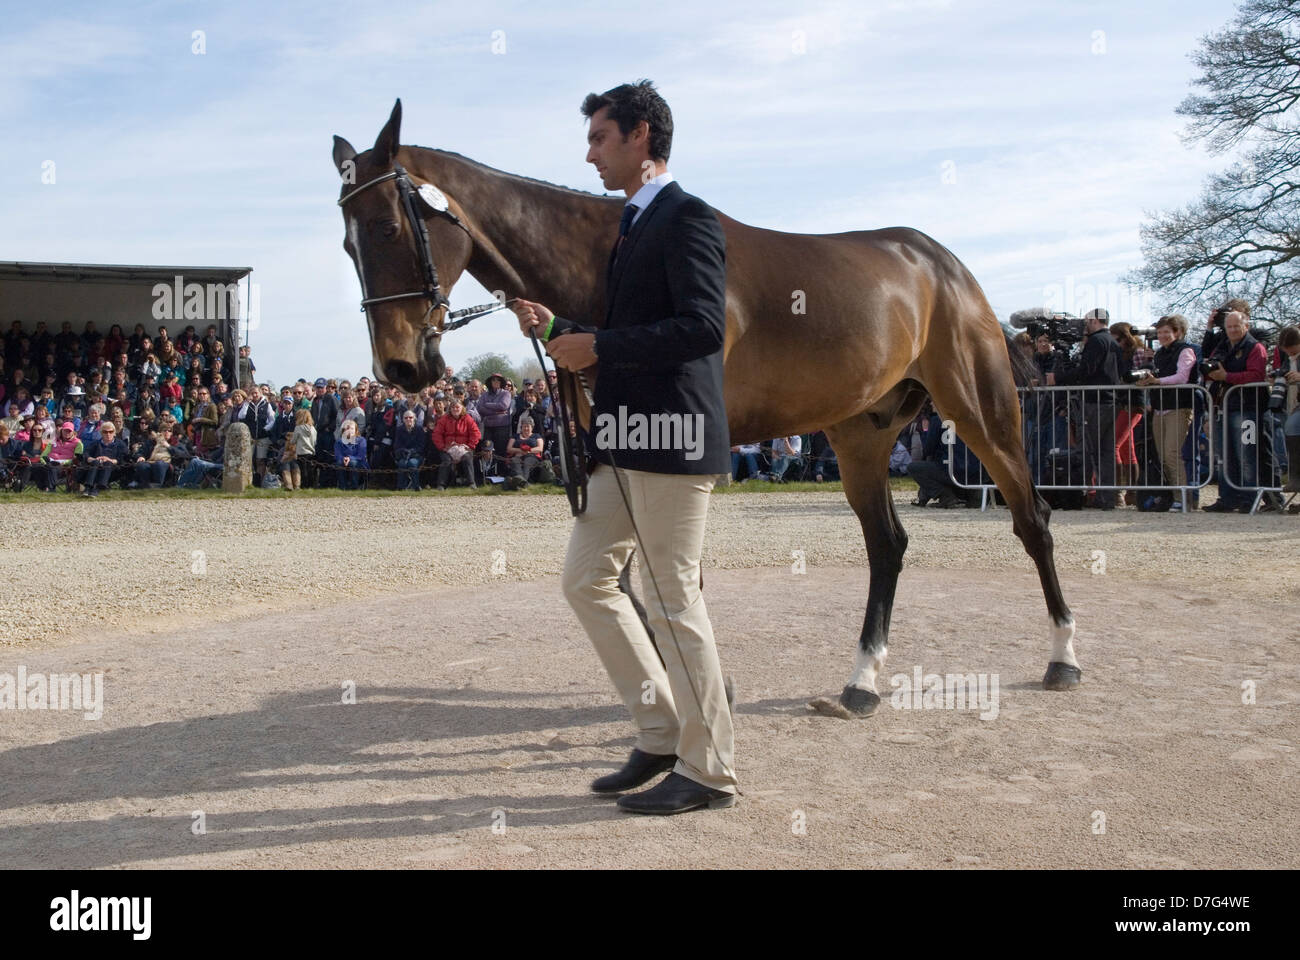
[[404, 144, 615, 203]]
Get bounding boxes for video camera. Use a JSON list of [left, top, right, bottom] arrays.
[[1009, 308, 1086, 349]]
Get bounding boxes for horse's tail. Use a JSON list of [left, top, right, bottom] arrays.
[[1003, 328, 1037, 391]]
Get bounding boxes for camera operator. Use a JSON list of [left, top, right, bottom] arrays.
[[1046, 307, 1123, 509], [1270, 325, 1300, 494], [1136, 314, 1198, 510], [1202, 308, 1277, 512]]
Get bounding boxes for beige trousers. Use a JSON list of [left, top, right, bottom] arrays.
[[1151, 409, 1193, 502], [562, 464, 737, 793]]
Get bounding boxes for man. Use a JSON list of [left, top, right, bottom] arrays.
[[393, 409, 425, 491], [1047, 307, 1123, 509], [1203, 308, 1274, 512], [81, 421, 126, 496], [237, 384, 275, 485], [510, 80, 736, 815], [311, 377, 341, 487]]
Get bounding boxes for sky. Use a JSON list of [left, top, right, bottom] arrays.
[[0, 0, 1246, 388]]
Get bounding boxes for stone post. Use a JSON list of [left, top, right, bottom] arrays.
[[222, 423, 253, 492]]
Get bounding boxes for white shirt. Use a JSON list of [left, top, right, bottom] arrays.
[[626, 171, 675, 227]]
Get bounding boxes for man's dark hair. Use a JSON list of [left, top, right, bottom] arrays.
[[1221, 297, 1251, 319], [581, 79, 673, 162]]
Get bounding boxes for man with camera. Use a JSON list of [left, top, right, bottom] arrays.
[[1202, 308, 1277, 512], [1046, 307, 1124, 509]]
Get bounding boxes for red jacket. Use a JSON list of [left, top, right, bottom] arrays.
[[433, 412, 481, 452]]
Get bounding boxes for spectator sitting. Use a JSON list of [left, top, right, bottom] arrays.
[[504, 416, 550, 489], [433, 398, 481, 490], [81, 420, 127, 497], [393, 409, 425, 491], [18, 418, 52, 491], [334, 418, 369, 490], [888, 435, 912, 476], [768, 435, 802, 482], [907, 423, 986, 508], [130, 426, 180, 489], [730, 441, 763, 481], [47, 421, 85, 492], [0, 423, 19, 489], [177, 443, 225, 488]]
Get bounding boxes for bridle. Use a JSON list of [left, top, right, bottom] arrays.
[[337, 163, 470, 334], [336, 161, 590, 517]]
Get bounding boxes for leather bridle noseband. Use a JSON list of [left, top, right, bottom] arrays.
[[337, 164, 470, 334], [336, 162, 589, 517]]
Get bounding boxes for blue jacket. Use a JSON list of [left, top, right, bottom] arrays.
[[393, 424, 424, 459], [334, 436, 368, 470], [86, 436, 128, 464]]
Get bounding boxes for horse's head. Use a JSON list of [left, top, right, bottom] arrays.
[[333, 99, 473, 392]]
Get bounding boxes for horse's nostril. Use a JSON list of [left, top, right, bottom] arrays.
[[384, 360, 418, 388]]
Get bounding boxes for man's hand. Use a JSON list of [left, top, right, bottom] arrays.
[[510, 299, 553, 338], [546, 333, 597, 371], [1207, 368, 1227, 382], [1045, 372, 1056, 386]]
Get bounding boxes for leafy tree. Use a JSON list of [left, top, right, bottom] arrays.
[[458, 352, 523, 387]]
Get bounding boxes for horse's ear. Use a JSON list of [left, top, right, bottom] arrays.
[[332, 135, 357, 174], [372, 99, 402, 167]]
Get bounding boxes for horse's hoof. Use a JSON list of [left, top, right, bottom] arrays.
[[839, 685, 881, 717], [1042, 662, 1082, 690]]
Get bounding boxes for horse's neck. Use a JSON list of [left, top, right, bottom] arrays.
[[407, 149, 612, 323]]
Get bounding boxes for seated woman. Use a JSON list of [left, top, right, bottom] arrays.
[[334, 418, 369, 490], [505, 416, 549, 489], [46, 421, 85, 492], [131, 427, 176, 488]]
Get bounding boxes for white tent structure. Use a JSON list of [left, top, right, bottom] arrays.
[[0, 261, 253, 363]]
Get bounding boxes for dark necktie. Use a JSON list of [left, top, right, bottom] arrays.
[[615, 203, 639, 260]]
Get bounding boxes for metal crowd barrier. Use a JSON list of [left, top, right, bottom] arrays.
[[945, 383, 1219, 513], [1218, 382, 1288, 514]]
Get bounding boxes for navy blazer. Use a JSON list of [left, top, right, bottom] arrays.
[[547, 181, 730, 475]]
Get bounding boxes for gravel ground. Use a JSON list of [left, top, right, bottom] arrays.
[[2, 487, 1297, 870], [2, 486, 1297, 649]]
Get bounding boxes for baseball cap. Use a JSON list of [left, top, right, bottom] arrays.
[[60, 421, 75, 431], [314, 378, 327, 388]]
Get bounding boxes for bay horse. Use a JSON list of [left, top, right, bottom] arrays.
[[333, 100, 1081, 717]]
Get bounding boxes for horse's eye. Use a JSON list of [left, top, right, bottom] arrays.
[[378, 220, 401, 240]]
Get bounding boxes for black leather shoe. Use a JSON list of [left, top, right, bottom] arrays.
[[617, 772, 737, 815], [1202, 500, 1235, 512], [590, 749, 677, 794]]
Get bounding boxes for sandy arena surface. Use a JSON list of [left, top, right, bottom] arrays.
[[1, 489, 1297, 868]]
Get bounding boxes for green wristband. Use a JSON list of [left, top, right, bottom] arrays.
[[542, 315, 555, 341]]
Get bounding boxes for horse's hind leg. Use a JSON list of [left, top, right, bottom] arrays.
[[924, 341, 1080, 690], [820, 417, 908, 717]]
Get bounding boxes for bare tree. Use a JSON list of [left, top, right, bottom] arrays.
[[1128, 0, 1300, 332]]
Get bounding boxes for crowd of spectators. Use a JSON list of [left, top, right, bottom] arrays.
[[3, 304, 1295, 511]]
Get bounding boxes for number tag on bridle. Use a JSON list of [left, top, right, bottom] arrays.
[[417, 183, 449, 213]]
